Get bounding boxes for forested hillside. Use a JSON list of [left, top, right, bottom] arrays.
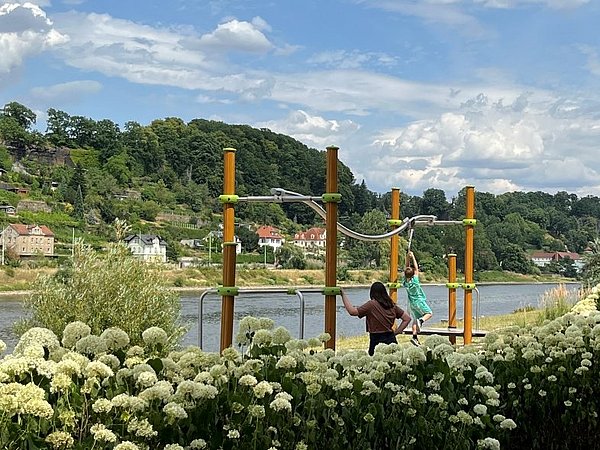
[[0, 101, 598, 280]]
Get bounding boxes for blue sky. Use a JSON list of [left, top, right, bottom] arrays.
[[2, 0, 600, 197]]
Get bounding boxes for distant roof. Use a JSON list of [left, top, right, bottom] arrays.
[[124, 234, 167, 246], [7, 223, 54, 237], [256, 225, 283, 240], [294, 227, 326, 241]]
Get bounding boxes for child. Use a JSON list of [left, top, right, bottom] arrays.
[[340, 282, 411, 356], [403, 251, 433, 346]]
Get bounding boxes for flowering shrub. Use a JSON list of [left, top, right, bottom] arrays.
[[17, 242, 184, 349], [1, 284, 600, 449]]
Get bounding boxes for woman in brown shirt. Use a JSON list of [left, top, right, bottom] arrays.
[[341, 282, 411, 355]]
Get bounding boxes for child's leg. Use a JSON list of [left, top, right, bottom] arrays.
[[421, 313, 432, 323]]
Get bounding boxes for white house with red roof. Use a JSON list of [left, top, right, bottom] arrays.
[[256, 225, 284, 249], [294, 227, 326, 252], [1, 223, 55, 256], [530, 250, 584, 272]]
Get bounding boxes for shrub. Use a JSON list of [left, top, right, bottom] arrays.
[[16, 241, 184, 349]]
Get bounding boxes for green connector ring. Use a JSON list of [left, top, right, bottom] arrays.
[[322, 286, 342, 296], [462, 283, 476, 290], [387, 282, 401, 289], [222, 242, 238, 246], [463, 218, 477, 226], [217, 286, 239, 296], [446, 282, 461, 289], [321, 193, 342, 203], [219, 194, 239, 204], [387, 219, 403, 226]]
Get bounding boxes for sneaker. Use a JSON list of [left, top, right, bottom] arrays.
[[418, 318, 425, 330], [410, 337, 420, 347]]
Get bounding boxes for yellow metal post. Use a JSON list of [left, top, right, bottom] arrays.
[[389, 188, 400, 303], [463, 186, 475, 345], [448, 253, 457, 345], [220, 148, 237, 351], [324, 146, 339, 350]]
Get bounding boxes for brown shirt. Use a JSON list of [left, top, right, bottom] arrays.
[[356, 299, 405, 333]]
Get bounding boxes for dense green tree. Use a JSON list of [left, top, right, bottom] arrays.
[[237, 226, 259, 252], [46, 108, 72, 146], [499, 243, 535, 274], [276, 244, 306, 269], [1, 101, 36, 129], [420, 188, 450, 219]]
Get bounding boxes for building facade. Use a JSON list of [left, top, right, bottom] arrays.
[[256, 225, 284, 249], [1, 223, 55, 256], [293, 227, 326, 252], [124, 234, 167, 263]]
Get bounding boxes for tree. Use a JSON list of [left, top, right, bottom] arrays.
[[276, 244, 306, 269], [499, 244, 535, 274], [1, 101, 36, 129], [421, 188, 450, 220], [237, 226, 259, 252], [46, 108, 72, 146]]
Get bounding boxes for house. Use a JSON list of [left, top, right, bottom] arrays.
[[530, 250, 584, 272], [179, 256, 202, 268], [203, 231, 242, 254], [256, 225, 284, 250], [124, 234, 167, 263], [0, 205, 16, 215], [1, 223, 55, 257], [180, 238, 204, 249], [294, 227, 326, 252]]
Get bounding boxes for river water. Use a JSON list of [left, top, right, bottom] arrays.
[[0, 283, 581, 353]]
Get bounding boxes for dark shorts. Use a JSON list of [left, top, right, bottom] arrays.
[[368, 331, 397, 356]]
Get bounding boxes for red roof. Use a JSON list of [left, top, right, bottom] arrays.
[[294, 227, 326, 241], [8, 223, 54, 237], [531, 251, 580, 261], [256, 225, 283, 240]]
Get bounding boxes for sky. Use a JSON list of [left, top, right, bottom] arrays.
[[1, 0, 600, 198]]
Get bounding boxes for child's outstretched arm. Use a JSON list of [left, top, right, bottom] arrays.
[[340, 288, 358, 316], [409, 251, 419, 275]]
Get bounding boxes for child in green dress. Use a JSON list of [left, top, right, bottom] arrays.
[[402, 251, 433, 346]]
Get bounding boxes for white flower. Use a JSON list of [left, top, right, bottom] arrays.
[[473, 404, 487, 416], [90, 423, 117, 443], [163, 402, 188, 420], [500, 419, 517, 430], [189, 439, 207, 449], [100, 327, 130, 350], [254, 381, 274, 398], [164, 445, 184, 450], [115, 442, 140, 450], [45, 431, 74, 449], [477, 437, 500, 450], [142, 327, 168, 347], [227, 429, 240, 439], [238, 374, 258, 387], [75, 335, 108, 356]]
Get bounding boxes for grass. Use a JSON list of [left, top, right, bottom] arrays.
[[335, 305, 560, 351]]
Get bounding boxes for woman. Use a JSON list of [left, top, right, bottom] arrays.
[[341, 282, 411, 355]]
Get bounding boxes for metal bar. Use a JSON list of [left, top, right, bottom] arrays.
[[238, 195, 323, 202], [474, 287, 481, 331], [198, 288, 310, 350]]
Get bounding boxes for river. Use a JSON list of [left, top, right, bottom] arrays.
[[0, 283, 581, 353]]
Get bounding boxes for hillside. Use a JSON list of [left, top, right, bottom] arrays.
[[0, 101, 598, 282]]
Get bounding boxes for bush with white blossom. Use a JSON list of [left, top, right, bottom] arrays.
[[1, 283, 600, 449]]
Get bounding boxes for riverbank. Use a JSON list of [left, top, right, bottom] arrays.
[[0, 266, 576, 297]]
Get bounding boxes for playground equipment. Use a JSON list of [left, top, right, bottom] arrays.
[[215, 146, 480, 351]]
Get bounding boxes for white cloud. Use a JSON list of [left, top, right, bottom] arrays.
[[357, 92, 600, 195], [198, 18, 273, 53], [256, 110, 360, 148], [475, 0, 589, 9], [29, 80, 102, 103], [308, 50, 399, 69], [0, 2, 68, 74]]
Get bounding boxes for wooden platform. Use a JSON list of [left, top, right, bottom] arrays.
[[401, 327, 488, 337]]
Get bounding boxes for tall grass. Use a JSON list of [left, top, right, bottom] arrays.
[[535, 283, 580, 324]]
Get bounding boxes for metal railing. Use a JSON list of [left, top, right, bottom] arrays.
[[198, 287, 328, 349]]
